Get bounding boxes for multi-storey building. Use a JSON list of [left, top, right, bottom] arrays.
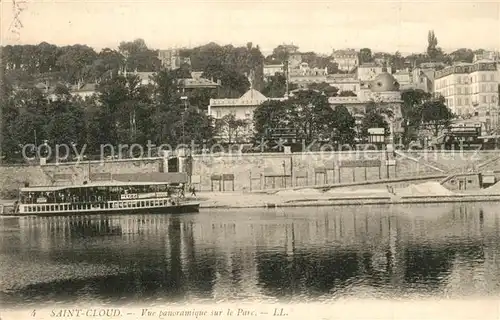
[[331, 49, 359, 72], [434, 61, 499, 130], [356, 63, 392, 82]]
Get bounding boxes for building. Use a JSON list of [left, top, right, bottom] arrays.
[[356, 63, 392, 82], [325, 74, 359, 93], [393, 70, 412, 88], [70, 83, 97, 99], [177, 73, 220, 94], [411, 68, 435, 93], [331, 49, 359, 72], [288, 53, 303, 69], [288, 62, 328, 86], [263, 64, 285, 77], [158, 49, 191, 70], [473, 51, 500, 62], [328, 72, 404, 140], [434, 61, 499, 128], [208, 89, 285, 143], [134, 72, 156, 86]]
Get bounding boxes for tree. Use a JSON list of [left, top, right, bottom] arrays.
[[359, 48, 373, 64], [261, 73, 293, 98], [91, 48, 124, 81], [215, 113, 248, 144], [148, 69, 214, 147], [253, 100, 291, 145], [400, 89, 432, 143], [188, 42, 264, 96], [331, 105, 356, 145], [270, 44, 299, 62], [360, 106, 390, 137], [420, 97, 454, 136], [427, 30, 442, 61], [56, 44, 98, 84], [390, 51, 406, 70], [45, 88, 86, 146], [254, 90, 345, 146], [118, 38, 160, 72], [449, 48, 474, 63]]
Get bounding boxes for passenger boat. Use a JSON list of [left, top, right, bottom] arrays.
[[13, 181, 200, 216]]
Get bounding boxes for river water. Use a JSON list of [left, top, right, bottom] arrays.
[[1, 203, 500, 308]]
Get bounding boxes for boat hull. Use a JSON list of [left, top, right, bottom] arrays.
[[11, 202, 200, 217]]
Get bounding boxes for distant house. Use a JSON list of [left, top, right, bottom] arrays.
[[134, 72, 156, 86], [70, 83, 97, 99], [325, 74, 359, 93], [177, 72, 220, 94], [263, 64, 285, 77], [355, 63, 392, 82], [331, 49, 359, 72], [158, 49, 191, 70], [208, 88, 286, 143], [393, 70, 411, 88]]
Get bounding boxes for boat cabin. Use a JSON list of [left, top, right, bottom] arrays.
[[19, 181, 183, 205]]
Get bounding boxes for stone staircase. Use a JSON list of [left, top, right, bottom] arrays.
[[394, 150, 448, 173]]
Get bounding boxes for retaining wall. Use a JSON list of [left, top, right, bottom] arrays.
[[2, 150, 500, 196]]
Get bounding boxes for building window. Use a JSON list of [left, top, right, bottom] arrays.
[[482, 96, 487, 103], [457, 98, 462, 106], [457, 87, 462, 94], [482, 74, 486, 81], [490, 74, 495, 81], [216, 110, 222, 118], [491, 84, 496, 92], [465, 98, 469, 105]]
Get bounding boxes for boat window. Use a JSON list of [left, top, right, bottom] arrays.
[[154, 200, 159, 206], [27, 206, 32, 212], [64, 205, 67, 211], [50, 205, 55, 211]]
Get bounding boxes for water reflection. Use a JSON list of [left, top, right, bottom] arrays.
[[1, 203, 500, 306]]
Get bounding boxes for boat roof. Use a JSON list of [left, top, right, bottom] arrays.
[[20, 180, 180, 192]]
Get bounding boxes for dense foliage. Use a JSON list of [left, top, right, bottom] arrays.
[[1, 71, 215, 162], [0, 32, 468, 161]]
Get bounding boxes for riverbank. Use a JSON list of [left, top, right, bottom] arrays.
[[195, 184, 500, 209], [4, 182, 500, 215]]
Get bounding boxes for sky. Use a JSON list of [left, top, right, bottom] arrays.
[[1, 0, 500, 56]]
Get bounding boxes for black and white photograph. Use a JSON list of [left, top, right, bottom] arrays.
[[1, 1, 500, 319]]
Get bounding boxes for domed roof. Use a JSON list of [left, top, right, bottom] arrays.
[[369, 72, 400, 92]]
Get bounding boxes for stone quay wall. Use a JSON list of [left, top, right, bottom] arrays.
[[1, 150, 500, 197]]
